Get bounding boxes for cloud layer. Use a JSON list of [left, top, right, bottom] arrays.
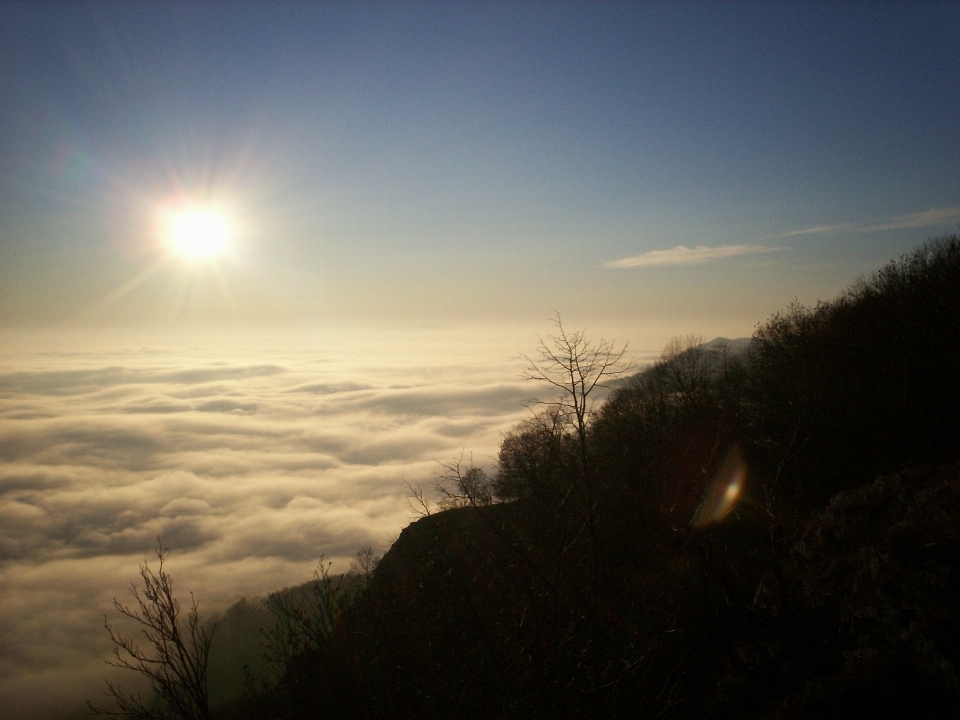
[[0, 333, 537, 718]]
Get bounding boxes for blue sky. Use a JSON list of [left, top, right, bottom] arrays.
[[1, 2, 958, 338]]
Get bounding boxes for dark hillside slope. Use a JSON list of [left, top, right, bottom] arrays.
[[747, 235, 960, 511]]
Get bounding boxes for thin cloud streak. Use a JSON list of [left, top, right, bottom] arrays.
[[783, 205, 960, 237], [781, 223, 857, 237], [605, 244, 782, 269], [613, 206, 959, 267], [860, 205, 960, 233]]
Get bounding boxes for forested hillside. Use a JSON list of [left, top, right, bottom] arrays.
[[96, 235, 960, 719]]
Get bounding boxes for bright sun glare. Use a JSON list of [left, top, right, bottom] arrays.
[[166, 208, 231, 259]]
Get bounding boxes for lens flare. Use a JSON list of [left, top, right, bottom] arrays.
[[692, 446, 748, 527]]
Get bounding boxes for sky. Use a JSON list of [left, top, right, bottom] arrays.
[[2, 2, 957, 337], [1, 2, 958, 717]]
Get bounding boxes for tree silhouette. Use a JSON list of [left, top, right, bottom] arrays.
[[89, 542, 214, 720], [522, 314, 631, 483]]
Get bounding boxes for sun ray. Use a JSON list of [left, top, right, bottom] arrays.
[[77, 259, 169, 321]]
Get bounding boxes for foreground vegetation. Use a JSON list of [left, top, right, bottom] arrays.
[[95, 235, 960, 719]]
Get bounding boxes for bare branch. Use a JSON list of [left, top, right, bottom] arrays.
[[404, 478, 432, 518], [89, 541, 214, 720], [522, 313, 633, 466], [433, 451, 494, 510]]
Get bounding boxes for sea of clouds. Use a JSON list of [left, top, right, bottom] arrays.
[[0, 326, 605, 719]]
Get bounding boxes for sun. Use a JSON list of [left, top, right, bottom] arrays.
[[164, 207, 232, 259]]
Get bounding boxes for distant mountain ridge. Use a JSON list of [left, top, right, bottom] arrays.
[[702, 336, 751, 354], [611, 335, 752, 389]]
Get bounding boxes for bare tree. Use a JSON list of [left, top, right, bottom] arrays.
[[89, 542, 214, 720], [433, 451, 494, 510], [655, 334, 710, 399], [348, 545, 383, 603], [522, 314, 632, 484], [521, 316, 632, 634], [349, 546, 382, 582], [262, 557, 345, 668]]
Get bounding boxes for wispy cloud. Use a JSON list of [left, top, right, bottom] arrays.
[[783, 205, 959, 238], [781, 223, 856, 237], [860, 205, 960, 232], [605, 244, 782, 269], [612, 206, 960, 268]]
